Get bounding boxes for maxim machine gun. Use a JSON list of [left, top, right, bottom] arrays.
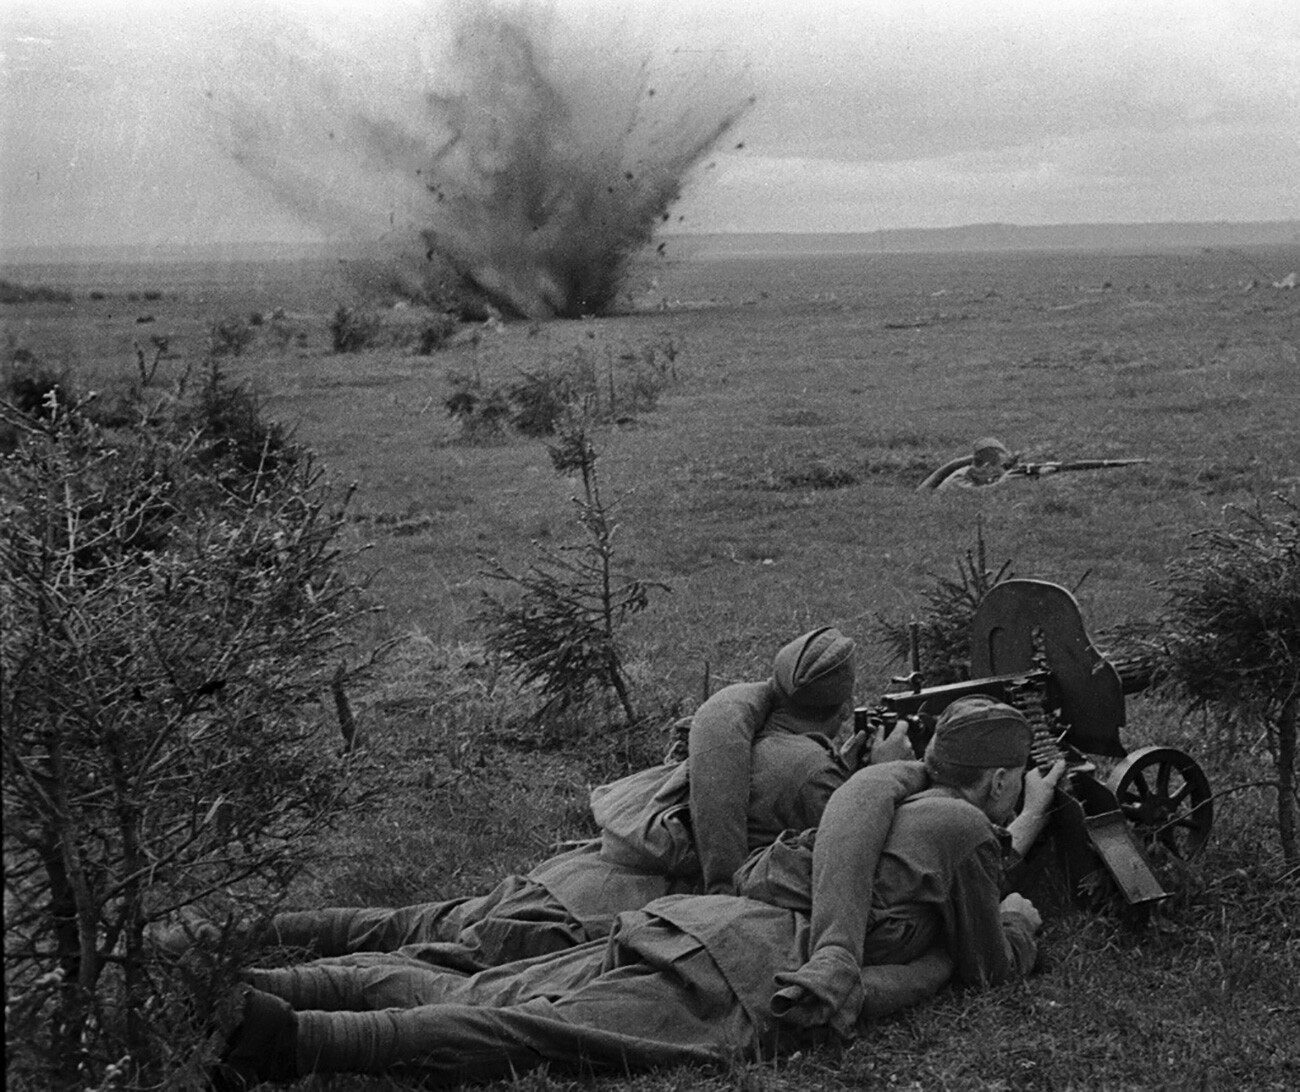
[[856, 579, 1214, 908]]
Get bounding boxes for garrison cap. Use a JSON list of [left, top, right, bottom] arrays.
[[930, 697, 1032, 768], [773, 627, 856, 710], [972, 437, 1012, 464]]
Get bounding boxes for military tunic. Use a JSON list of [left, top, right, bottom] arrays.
[[268, 682, 852, 970], [240, 765, 945, 1085]]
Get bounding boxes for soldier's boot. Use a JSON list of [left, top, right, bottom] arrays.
[[209, 985, 298, 1090]]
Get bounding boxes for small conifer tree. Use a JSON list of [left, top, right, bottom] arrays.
[[1155, 497, 1299, 865], [477, 408, 666, 727]]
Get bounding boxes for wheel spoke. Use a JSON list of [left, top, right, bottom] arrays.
[[1156, 761, 1172, 798], [1108, 748, 1213, 861]]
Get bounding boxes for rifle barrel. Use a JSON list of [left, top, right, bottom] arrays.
[[1013, 458, 1148, 475]]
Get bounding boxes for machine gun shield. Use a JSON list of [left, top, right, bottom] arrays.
[[971, 578, 1127, 758]]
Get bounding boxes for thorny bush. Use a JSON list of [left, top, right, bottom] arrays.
[[1, 365, 374, 1089]]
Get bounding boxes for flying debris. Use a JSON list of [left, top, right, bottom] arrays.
[[210, 1, 753, 320]]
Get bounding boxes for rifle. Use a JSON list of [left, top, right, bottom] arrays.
[[918, 456, 1147, 490], [1005, 458, 1148, 479]]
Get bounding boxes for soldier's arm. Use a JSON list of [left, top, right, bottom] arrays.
[[858, 947, 954, 1023], [688, 683, 774, 892], [1005, 760, 1066, 858], [944, 839, 1038, 987], [770, 761, 929, 1034]]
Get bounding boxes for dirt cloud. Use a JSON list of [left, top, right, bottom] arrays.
[[207, 1, 753, 318]]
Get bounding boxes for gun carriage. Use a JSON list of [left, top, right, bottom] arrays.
[[856, 579, 1214, 907]]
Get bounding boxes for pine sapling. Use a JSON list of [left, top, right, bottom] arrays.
[[477, 409, 667, 727]]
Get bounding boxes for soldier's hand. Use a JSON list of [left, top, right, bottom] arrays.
[[871, 719, 917, 764], [1000, 893, 1043, 932], [839, 729, 872, 770], [1022, 759, 1067, 817]]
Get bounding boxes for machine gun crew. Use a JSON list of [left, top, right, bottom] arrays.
[[856, 579, 1214, 909]]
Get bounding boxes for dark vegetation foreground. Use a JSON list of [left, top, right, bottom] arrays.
[[3, 244, 1298, 1089]]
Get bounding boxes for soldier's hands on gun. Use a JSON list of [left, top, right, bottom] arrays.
[[874, 719, 918, 763], [840, 718, 916, 769], [1023, 759, 1069, 818]]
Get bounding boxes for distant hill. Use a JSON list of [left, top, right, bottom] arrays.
[[0, 241, 341, 267], [670, 221, 1300, 258], [3, 221, 1298, 266]]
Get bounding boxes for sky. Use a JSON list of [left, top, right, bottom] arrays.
[[1, 0, 1298, 251]]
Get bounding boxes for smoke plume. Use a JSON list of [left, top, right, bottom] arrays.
[[208, 2, 753, 319]]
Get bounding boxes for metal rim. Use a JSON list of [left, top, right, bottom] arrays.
[[1106, 745, 1213, 860]]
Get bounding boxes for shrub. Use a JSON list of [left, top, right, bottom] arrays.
[[620, 338, 680, 413], [207, 316, 255, 358], [1, 351, 79, 452], [559, 342, 677, 422], [180, 359, 297, 485], [329, 305, 383, 353], [2, 352, 76, 417], [445, 338, 684, 441], [1, 369, 373, 1087], [1152, 497, 1299, 865], [506, 367, 574, 437], [267, 314, 298, 353], [0, 278, 74, 304], [416, 313, 459, 354], [445, 370, 513, 441]]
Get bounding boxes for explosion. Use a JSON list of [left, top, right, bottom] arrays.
[[210, 2, 753, 319]]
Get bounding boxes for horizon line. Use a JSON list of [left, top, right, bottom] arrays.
[[3, 218, 1298, 264]]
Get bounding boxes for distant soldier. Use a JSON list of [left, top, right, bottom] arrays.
[[919, 437, 1018, 491], [919, 439, 1146, 492]]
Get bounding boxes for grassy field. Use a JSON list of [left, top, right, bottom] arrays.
[[4, 242, 1299, 1089]]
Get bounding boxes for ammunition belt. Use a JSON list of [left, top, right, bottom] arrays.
[[1004, 676, 1070, 769]]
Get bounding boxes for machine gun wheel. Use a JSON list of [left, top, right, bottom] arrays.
[[1106, 746, 1213, 860]]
